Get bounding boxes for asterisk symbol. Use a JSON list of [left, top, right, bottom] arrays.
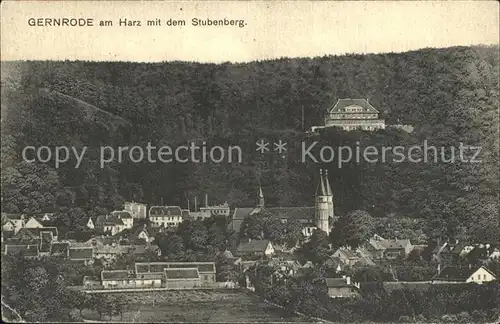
[[256, 140, 269, 153], [274, 140, 287, 154]]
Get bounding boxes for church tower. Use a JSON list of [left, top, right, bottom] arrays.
[[315, 169, 330, 234], [257, 185, 265, 208], [323, 169, 335, 222]]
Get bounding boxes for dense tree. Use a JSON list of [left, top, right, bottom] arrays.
[[330, 210, 375, 249]]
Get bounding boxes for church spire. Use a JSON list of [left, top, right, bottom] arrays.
[[316, 169, 327, 197], [324, 169, 333, 196], [257, 185, 265, 208]]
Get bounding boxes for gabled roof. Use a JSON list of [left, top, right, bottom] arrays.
[[327, 98, 379, 114], [335, 248, 359, 260], [68, 247, 93, 260], [164, 268, 200, 280], [28, 227, 58, 238], [5, 244, 39, 256], [237, 239, 271, 254], [433, 266, 496, 281], [266, 207, 315, 222], [149, 206, 182, 217], [13, 228, 38, 240], [94, 245, 130, 255]]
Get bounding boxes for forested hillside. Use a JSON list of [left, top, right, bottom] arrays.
[[1, 45, 498, 243]]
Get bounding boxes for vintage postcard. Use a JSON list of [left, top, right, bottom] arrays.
[[1, 0, 499, 323]]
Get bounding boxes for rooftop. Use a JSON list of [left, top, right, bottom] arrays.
[[164, 268, 200, 280], [68, 247, 93, 260], [237, 239, 271, 254], [328, 98, 379, 114]]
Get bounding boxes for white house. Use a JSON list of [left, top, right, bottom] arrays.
[[124, 202, 148, 219], [25, 217, 44, 229], [433, 265, 497, 284], [86, 217, 95, 230]]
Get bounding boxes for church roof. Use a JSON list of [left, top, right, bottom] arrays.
[[316, 170, 328, 196], [323, 171, 333, 196], [266, 207, 315, 222], [327, 98, 379, 114]]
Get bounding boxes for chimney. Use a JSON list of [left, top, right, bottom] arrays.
[[346, 277, 351, 285], [205, 194, 208, 208], [469, 264, 471, 269], [187, 199, 190, 211], [194, 196, 198, 212]]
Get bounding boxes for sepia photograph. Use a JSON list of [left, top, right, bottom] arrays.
[[1, 1, 499, 323]]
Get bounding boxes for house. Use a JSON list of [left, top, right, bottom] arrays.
[[236, 239, 275, 258], [326, 276, 361, 298], [95, 213, 129, 235], [94, 245, 131, 261], [124, 201, 148, 219], [1, 214, 26, 234], [130, 244, 161, 258], [332, 247, 361, 267], [68, 247, 94, 264], [100, 269, 164, 289], [433, 265, 497, 284], [109, 211, 134, 229], [128, 224, 157, 243], [22, 227, 58, 242], [135, 262, 216, 284], [1, 220, 15, 232], [149, 206, 183, 229], [190, 196, 231, 220], [40, 213, 53, 221], [4, 244, 40, 258], [86, 217, 95, 230], [164, 268, 202, 289], [365, 235, 413, 260], [24, 217, 43, 229], [488, 247, 500, 261], [267, 257, 302, 277], [311, 98, 385, 132], [466, 244, 499, 265]]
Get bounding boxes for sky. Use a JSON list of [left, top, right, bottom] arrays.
[[1, 1, 499, 63]]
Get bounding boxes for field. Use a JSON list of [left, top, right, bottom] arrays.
[[82, 290, 317, 323]]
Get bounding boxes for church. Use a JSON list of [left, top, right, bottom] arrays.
[[227, 169, 337, 237], [311, 98, 385, 132]]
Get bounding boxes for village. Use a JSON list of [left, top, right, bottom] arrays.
[[2, 169, 498, 299]]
